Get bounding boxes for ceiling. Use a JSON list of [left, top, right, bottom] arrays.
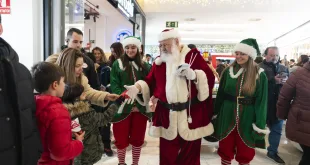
[[141, 0, 310, 46]]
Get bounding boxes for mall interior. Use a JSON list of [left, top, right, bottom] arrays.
[[1, 0, 310, 165]]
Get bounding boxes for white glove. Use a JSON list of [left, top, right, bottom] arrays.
[[124, 85, 139, 103], [180, 68, 196, 80]]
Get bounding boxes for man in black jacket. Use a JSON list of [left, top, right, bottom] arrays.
[[0, 14, 42, 164], [259, 47, 288, 164], [46, 28, 100, 90]]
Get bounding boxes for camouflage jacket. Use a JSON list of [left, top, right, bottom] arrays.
[[64, 101, 117, 165]]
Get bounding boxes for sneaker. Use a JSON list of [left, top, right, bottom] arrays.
[[104, 148, 114, 157], [267, 152, 285, 164]]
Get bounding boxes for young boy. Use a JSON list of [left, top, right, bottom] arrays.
[[32, 62, 85, 165]]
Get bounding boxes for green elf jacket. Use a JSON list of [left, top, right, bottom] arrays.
[[213, 65, 269, 149], [110, 59, 152, 122]]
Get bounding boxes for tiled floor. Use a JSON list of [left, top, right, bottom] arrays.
[[95, 125, 302, 165]]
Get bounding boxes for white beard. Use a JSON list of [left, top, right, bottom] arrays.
[[161, 44, 189, 103]]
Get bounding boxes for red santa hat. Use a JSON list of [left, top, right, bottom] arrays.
[[158, 29, 181, 42]]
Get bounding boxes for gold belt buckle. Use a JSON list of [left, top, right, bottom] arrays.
[[237, 96, 244, 105]]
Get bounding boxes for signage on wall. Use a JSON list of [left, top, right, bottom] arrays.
[[0, 0, 10, 14], [166, 21, 178, 28], [117, 0, 134, 18], [116, 30, 132, 42]]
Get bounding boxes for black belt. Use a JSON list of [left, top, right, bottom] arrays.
[[223, 93, 255, 105], [158, 97, 201, 111]]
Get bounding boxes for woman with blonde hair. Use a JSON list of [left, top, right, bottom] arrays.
[[56, 48, 119, 105], [213, 38, 269, 165]]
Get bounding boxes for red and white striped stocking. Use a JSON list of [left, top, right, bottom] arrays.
[[132, 145, 142, 165], [221, 159, 231, 165], [117, 148, 127, 165]]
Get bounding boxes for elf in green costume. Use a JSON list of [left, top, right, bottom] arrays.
[[110, 36, 152, 165], [213, 38, 269, 165]]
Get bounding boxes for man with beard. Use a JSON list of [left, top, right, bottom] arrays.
[[259, 47, 288, 164], [124, 29, 215, 165]]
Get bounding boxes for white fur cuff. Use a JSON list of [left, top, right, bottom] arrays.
[[194, 70, 209, 101], [252, 123, 270, 134], [135, 80, 151, 112]]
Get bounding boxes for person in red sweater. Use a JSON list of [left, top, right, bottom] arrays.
[[31, 62, 85, 165]]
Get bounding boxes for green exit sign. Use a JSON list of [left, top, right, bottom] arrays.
[[166, 21, 178, 28]]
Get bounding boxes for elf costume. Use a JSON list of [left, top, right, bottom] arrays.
[[110, 36, 152, 165], [213, 38, 269, 165]]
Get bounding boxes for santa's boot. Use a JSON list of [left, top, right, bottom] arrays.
[[221, 159, 231, 165], [132, 145, 142, 165], [117, 148, 127, 165]]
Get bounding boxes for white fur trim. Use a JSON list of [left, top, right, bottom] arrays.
[[149, 110, 214, 141], [252, 123, 270, 134], [148, 111, 178, 140], [256, 68, 265, 79], [229, 66, 244, 79], [194, 70, 209, 101], [178, 110, 214, 141], [155, 57, 162, 65], [131, 61, 139, 70], [117, 100, 127, 114], [158, 29, 181, 42], [234, 43, 257, 59], [117, 59, 125, 71], [135, 80, 151, 112], [122, 37, 141, 49]]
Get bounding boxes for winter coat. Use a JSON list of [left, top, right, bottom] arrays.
[[35, 95, 83, 165], [258, 60, 289, 125], [277, 62, 310, 147], [0, 37, 42, 165], [46, 53, 100, 90], [63, 101, 118, 165]]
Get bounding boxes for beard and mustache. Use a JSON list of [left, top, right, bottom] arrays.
[[160, 42, 181, 65]]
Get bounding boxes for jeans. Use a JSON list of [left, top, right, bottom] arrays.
[[267, 119, 284, 155], [299, 144, 310, 165]]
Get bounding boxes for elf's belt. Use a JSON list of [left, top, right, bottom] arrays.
[[158, 97, 200, 111], [223, 93, 255, 105]]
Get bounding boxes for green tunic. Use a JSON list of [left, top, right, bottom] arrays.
[[214, 65, 268, 149], [110, 59, 152, 122]]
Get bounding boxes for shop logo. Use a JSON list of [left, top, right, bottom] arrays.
[[116, 30, 132, 42], [117, 0, 134, 18], [0, 0, 10, 14]]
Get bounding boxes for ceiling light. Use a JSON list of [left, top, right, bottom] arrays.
[[179, 23, 253, 28], [185, 18, 196, 21], [145, 0, 281, 6], [249, 18, 262, 22]]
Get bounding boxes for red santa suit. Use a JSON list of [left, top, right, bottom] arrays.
[[134, 29, 215, 165]]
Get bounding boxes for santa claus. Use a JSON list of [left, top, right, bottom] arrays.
[[124, 29, 215, 165]]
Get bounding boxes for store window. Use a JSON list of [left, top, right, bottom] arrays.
[[65, 0, 84, 36]]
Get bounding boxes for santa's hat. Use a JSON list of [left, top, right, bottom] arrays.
[[121, 36, 141, 49], [233, 38, 261, 59], [158, 29, 181, 42]]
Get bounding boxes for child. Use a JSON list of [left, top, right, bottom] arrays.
[[32, 62, 84, 165], [62, 83, 118, 165]]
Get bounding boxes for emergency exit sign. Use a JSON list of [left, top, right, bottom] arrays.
[[166, 21, 178, 28]]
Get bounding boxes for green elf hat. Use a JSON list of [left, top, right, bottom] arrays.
[[233, 38, 261, 59], [121, 36, 141, 49]]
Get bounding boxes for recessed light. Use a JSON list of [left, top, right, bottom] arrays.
[[249, 18, 261, 22], [185, 18, 196, 22]]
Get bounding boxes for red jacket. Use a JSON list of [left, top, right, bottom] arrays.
[[35, 95, 83, 165]]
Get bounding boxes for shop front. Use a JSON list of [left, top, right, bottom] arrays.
[[83, 0, 146, 54]]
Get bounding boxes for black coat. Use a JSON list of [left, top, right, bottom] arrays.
[[259, 60, 289, 125], [0, 38, 42, 165]]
